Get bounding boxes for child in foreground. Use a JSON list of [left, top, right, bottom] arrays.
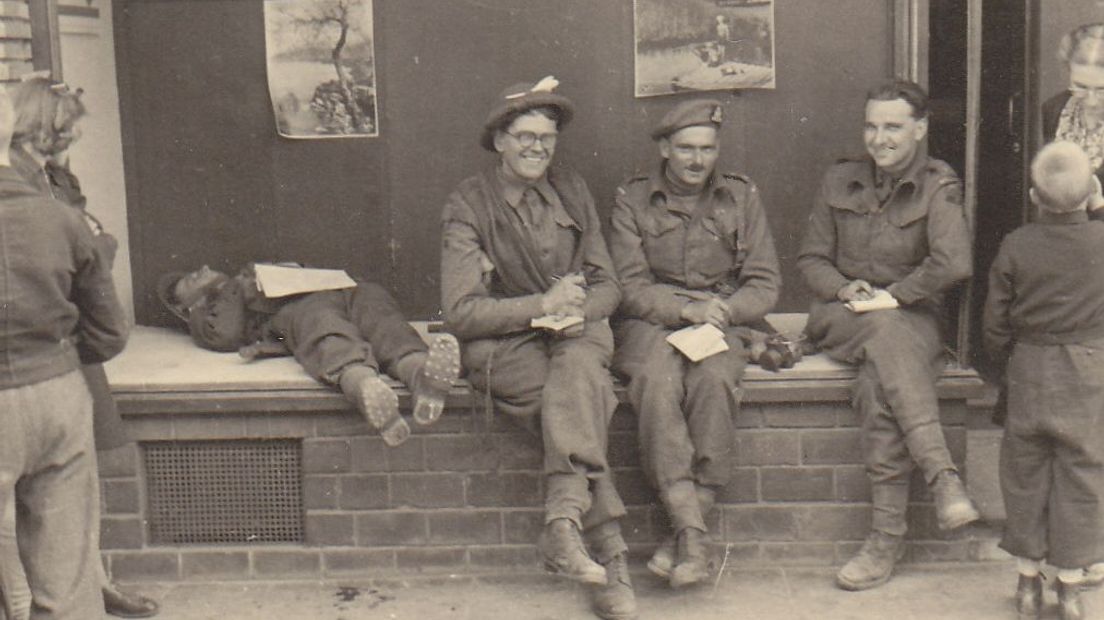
[[984, 140, 1104, 620]]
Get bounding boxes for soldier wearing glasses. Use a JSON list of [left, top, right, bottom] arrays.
[[440, 77, 635, 620]]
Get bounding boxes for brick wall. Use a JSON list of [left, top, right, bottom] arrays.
[[98, 395, 987, 582]]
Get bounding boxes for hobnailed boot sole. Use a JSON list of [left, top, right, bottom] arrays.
[[412, 335, 461, 426]]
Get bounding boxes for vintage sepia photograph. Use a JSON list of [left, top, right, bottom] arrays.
[[264, 0, 379, 138], [634, 0, 775, 97], [5, 1, 1104, 619]]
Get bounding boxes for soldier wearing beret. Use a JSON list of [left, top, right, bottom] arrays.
[[439, 78, 635, 620], [797, 80, 979, 591], [607, 98, 781, 588]]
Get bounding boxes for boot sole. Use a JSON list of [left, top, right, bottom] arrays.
[[646, 558, 671, 579], [836, 570, 895, 592], [937, 506, 981, 531], [542, 560, 608, 586]]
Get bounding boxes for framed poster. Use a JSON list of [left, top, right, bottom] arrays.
[[634, 0, 776, 97], [264, 0, 379, 138]]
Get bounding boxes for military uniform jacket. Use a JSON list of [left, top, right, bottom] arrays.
[[608, 166, 780, 327], [797, 154, 972, 306]]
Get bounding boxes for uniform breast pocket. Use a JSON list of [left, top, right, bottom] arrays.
[[881, 207, 929, 264], [698, 213, 740, 276], [641, 212, 686, 271], [829, 206, 870, 261]]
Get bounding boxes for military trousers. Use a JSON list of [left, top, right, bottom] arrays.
[[272, 282, 429, 387], [0, 371, 105, 620], [999, 339, 1104, 569], [461, 321, 627, 534], [613, 319, 744, 533], [806, 301, 954, 485]]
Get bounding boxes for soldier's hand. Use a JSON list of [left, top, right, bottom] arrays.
[[681, 298, 729, 330], [837, 279, 875, 302], [542, 274, 587, 316]]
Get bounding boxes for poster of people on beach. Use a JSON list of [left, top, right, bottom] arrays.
[[264, 0, 379, 138], [634, 0, 775, 97]]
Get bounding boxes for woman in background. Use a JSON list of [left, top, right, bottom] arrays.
[[1043, 22, 1104, 221]]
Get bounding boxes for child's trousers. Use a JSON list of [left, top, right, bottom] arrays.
[[999, 338, 1104, 569]]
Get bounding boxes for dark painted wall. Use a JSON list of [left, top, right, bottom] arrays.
[[115, 0, 893, 324]]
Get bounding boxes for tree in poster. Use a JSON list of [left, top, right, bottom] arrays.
[[276, 0, 374, 134]]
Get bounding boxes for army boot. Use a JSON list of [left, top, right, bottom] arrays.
[[538, 518, 606, 585], [339, 366, 409, 447], [590, 552, 638, 620], [1014, 574, 1043, 620], [930, 469, 980, 531], [648, 485, 716, 578], [670, 527, 710, 588], [1057, 579, 1085, 620], [410, 333, 461, 426], [837, 483, 908, 591]]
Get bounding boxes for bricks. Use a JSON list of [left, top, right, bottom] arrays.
[[97, 443, 138, 478], [302, 438, 351, 473], [761, 542, 836, 565], [800, 429, 862, 465], [357, 512, 427, 546], [101, 516, 144, 549], [716, 467, 759, 503], [323, 549, 395, 573], [427, 510, 501, 545], [834, 465, 872, 502], [180, 551, 249, 580], [109, 552, 180, 581], [723, 506, 799, 541], [760, 467, 834, 502], [466, 472, 542, 508], [338, 475, 390, 510], [102, 479, 141, 514], [253, 550, 321, 576], [303, 475, 339, 509], [424, 435, 500, 471], [763, 403, 840, 428], [306, 514, 355, 546], [395, 547, 466, 571], [794, 505, 871, 541], [391, 473, 464, 508], [469, 545, 537, 568], [348, 436, 389, 472], [612, 468, 658, 506], [734, 430, 801, 466], [502, 510, 542, 544]]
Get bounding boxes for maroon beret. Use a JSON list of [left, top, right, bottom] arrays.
[[652, 98, 724, 140]]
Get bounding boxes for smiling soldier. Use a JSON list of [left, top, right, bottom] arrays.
[[797, 80, 979, 591], [439, 77, 635, 620]]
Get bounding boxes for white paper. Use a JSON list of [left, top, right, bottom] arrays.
[[253, 264, 357, 298], [531, 315, 585, 332], [665, 324, 729, 362], [845, 288, 900, 313]]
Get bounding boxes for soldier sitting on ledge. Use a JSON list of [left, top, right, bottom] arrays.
[[158, 263, 460, 447]]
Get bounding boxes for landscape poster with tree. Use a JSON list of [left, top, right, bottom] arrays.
[[634, 0, 775, 97], [264, 0, 379, 138]]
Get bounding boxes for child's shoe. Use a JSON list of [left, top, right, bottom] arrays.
[[1014, 574, 1043, 620], [1057, 578, 1085, 620], [340, 366, 409, 446], [411, 333, 461, 426]]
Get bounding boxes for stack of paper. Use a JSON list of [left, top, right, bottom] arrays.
[[253, 264, 357, 298], [845, 289, 900, 313], [531, 315, 585, 332], [666, 324, 729, 362]]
